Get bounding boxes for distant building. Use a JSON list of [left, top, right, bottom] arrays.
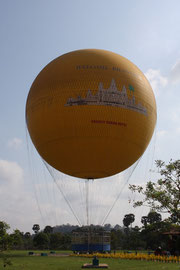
[[65, 79, 147, 116]]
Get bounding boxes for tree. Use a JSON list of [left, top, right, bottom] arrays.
[[24, 232, 33, 250], [44, 225, 53, 234], [129, 226, 145, 250], [61, 233, 71, 250], [141, 216, 148, 228], [0, 221, 11, 250], [24, 232, 31, 239], [114, 224, 122, 231], [147, 211, 162, 224], [32, 224, 40, 234], [111, 229, 124, 250], [123, 214, 135, 228], [10, 229, 24, 249], [33, 232, 50, 249], [49, 232, 63, 249], [129, 160, 180, 224]]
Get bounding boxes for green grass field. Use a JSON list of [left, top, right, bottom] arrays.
[[0, 251, 179, 270]]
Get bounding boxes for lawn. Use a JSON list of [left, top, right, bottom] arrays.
[[0, 251, 179, 270]]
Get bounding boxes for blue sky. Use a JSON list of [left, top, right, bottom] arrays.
[[1, 0, 180, 232]]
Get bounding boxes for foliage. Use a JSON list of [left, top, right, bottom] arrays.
[[0, 221, 10, 235], [129, 159, 180, 224], [0, 221, 11, 251], [32, 224, 40, 234], [0, 215, 179, 253], [23, 232, 33, 250], [10, 229, 24, 249], [147, 211, 162, 224], [24, 232, 31, 239], [141, 211, 162, 228], [61, 233, 71, 250], [43, 225, 53, 234], [111, 229, 125, 250], [33, 232, 50, 249], [123, 214, 135, 228], [141, 216, 148, 227], [49, 232, 63, 249]]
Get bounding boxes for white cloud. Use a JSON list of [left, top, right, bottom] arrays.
[[170, 59, 180, 84], [145, 59, 180, 98], [0, 159, 42, 232], [145, 69, 168, 97], [0, 158, 80, 231], [171, 111, 180, 123], [176, 127, 180, 134], [7, 137, 23, 149], [169, 107, 180, 124], [0, 160, 23, 186], [156, 130, 167, 138]]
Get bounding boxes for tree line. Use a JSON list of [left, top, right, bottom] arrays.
[[0, 211, 179, 254]]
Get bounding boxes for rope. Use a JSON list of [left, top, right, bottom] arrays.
[[25, 128, 46, 227], [101, 159, 140, 226], [43, 161, 82, 227]]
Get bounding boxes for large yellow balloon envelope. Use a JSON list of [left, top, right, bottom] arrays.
[[26, 49, 157, 179]]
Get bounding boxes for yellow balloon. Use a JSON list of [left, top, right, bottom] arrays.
[[26, 49, 157, 179]]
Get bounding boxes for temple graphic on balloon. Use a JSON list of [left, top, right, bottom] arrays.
[[65, 78, 147, 116]]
